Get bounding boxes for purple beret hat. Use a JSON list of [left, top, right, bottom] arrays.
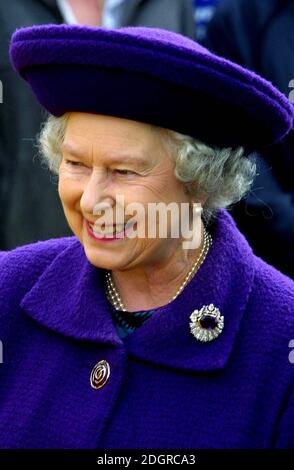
[[9, 24, 294, 149]]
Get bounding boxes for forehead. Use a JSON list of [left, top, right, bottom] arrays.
[[65, 113, 157, 146], [62, 112, 168, 164]]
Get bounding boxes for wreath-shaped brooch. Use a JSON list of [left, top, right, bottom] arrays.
[[189, 304, 224, 342]]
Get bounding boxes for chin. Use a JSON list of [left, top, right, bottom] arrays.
[[83, 244, 125, 270]]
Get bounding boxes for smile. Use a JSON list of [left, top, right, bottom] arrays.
[[86, 220, 128, 241]]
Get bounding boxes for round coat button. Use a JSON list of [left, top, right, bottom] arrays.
[[90, 360, 110, 389]]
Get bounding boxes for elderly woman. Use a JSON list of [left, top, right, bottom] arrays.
[[0, 25, 293, 449]]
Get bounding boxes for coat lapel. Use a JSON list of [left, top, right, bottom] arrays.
[[21, 210, 255, 373], [20, 238, 122, 347]]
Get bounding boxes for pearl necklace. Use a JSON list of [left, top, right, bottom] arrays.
[[105, 227, 212, 312]]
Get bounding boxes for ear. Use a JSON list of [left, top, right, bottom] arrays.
[[190, 195, 207, 213]]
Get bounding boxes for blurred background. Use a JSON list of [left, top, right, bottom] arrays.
[[0, 0, 293, 278]]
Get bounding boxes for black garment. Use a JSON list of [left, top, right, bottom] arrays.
[[0, 0, 66, 249], [121, 0, 196, 38], [205, 0, 294, 278], [0, 0, 196, 250]]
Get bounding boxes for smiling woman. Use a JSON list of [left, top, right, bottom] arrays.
[[43, 111, 206, 293], [0, 24, 293, 449]]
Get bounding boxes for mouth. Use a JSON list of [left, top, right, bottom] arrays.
[[86, 220, 128, 240]]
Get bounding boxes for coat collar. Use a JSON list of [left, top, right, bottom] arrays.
[[20, 210, 255, 372]]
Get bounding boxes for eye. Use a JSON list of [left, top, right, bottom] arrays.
[[65, 159, 84, 167], [114, 169, 136, 176]]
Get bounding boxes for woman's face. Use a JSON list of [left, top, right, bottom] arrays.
[[59, 112, 194, 270]]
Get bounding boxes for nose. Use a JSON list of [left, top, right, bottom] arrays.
[[80, 169, 114, 216]]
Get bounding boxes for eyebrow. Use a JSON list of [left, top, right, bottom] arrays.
[[61, 142, 149, 166], [61, 142, 87, 159]]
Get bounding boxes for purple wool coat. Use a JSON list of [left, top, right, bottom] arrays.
[[0, 210, 293, 449]]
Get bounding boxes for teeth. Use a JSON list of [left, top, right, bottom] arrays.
[[91, 223, 125, 236]]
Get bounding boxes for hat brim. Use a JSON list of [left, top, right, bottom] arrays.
[[10, 24, 294, 149]]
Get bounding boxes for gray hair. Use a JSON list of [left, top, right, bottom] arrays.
[[38, 113, 256, 222]]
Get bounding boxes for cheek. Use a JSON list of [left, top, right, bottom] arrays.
[[133, 175, 188, 205], [58, 174, 83, 209], [58, 174, 85, 238]]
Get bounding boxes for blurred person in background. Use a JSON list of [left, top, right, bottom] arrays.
[[193, 0, 221, 42], [205, 0, 294, 278], [0, 0, 195, 250]]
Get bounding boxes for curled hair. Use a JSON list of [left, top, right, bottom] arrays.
[[160, 129, 256, 222]]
